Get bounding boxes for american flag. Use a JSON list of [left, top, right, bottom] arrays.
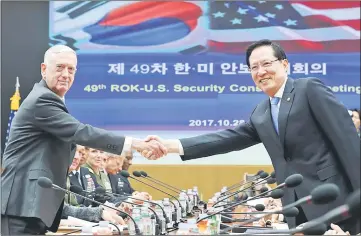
[[5, 111, 17, 144], [208, 1, 360, 53], [5, 77, 21, 146]]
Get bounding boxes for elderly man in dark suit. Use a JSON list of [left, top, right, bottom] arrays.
[[1, 45, 166, 235], [143, 40, 360, 234]]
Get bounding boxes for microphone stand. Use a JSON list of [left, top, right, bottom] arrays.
[[139, 175, 193, 216], [214, 177, 270, 207], [46, 184, 142, 235], [129, 175, 185, 219]]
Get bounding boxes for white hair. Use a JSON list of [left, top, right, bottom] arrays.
[[43, 45, 76, 65]]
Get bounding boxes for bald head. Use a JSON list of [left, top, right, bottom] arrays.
[[41, 45, 77, 97]]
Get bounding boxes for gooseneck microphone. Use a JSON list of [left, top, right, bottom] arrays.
[[222, 170, 267, 195], [221, 171, 271, 197], [139, 171, 182, 193], [221, 206, 299, 223], [104, 189, 171, 224], [129, 171, 185, 215], [214, 177, 276, 207], [138, 170, 193, 216], [37, 177, 141, 235], [197, 174, 303, 223], [249, 188, 360, 235], [223, 182, 341, 231]]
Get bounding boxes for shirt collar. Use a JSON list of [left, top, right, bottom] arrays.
[[270, 77, 288, 100]]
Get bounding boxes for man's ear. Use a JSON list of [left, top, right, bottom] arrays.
[[41, 63, 46, 79], [282, 59, 289, 72]]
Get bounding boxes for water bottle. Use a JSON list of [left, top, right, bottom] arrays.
[[151, 214, 157, 235], [131, 207, 142, 234], [220, 187, 229, 203], [163, 198, 173, 228], [207, 207, 221, 235], [187, 189, 194, 210], [171, 200, 181, 223], [141, 206, 152, 235], [182, 190, 192, 214], [179, 192, 187, 218], [97, 221, 112, 235], [80, 225, 93, 235], [193, 186, 199, 205], [214, 192, 221, 200], [155, 207, 166, 234]]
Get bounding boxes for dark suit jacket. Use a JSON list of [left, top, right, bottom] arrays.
[[68, 167, 99, 206], [1, 79, 126, 232], [108, 173, 134, 195], [180, 78, 360, 228]]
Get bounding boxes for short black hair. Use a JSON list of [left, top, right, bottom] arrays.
[[245, 39, 287, 67]]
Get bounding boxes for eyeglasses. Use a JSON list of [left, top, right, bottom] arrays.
[[248, 59, 280, 72]]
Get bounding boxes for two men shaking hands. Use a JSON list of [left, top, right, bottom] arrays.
[[130, 135, 179, 160]]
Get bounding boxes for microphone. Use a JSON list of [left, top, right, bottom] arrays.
[[138, 170, 193, 214], [121, 170, 184, 223], [214, 178, 276, 207], [37, 177, 142, 235], [139, 171, 182, 193], [249, 189, 360, 235], [197, 174, 303, 223], [221, 206, 299, 223], [215, 183, 281, 209], [221, 171, 271, 197], [69, 185, 109, 205], [222, 170, 268, 195], [228, 183, 340, 230], [246, 204, 265, 212]]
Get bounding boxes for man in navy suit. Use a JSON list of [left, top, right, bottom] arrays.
[[142, 40, 360, 234]]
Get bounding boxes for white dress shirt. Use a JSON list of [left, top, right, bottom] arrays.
[[72, 170, 82, 185], [269, 77, 288, 108]]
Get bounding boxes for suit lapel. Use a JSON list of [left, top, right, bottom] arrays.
[[278, 78, 295, 147]]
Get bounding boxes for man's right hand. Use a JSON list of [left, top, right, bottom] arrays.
[[131, 138, 167, 159], [142, 135, 183, 157]]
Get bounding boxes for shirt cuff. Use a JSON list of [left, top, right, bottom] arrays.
[[177, 140, 184, 155], [121, 137, 133, 156]]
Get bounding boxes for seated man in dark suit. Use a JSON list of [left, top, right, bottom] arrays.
[[76, 145, 89, 166], [105, 154, 126, 195], [107, 152, 153, 202], [117, 152, 135, 195], [68, 145, 99, 206]]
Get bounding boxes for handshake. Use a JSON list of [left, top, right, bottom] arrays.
[[131, 135, 174, 160]]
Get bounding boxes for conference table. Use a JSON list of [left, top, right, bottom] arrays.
[[48, 204, 289, 235]]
